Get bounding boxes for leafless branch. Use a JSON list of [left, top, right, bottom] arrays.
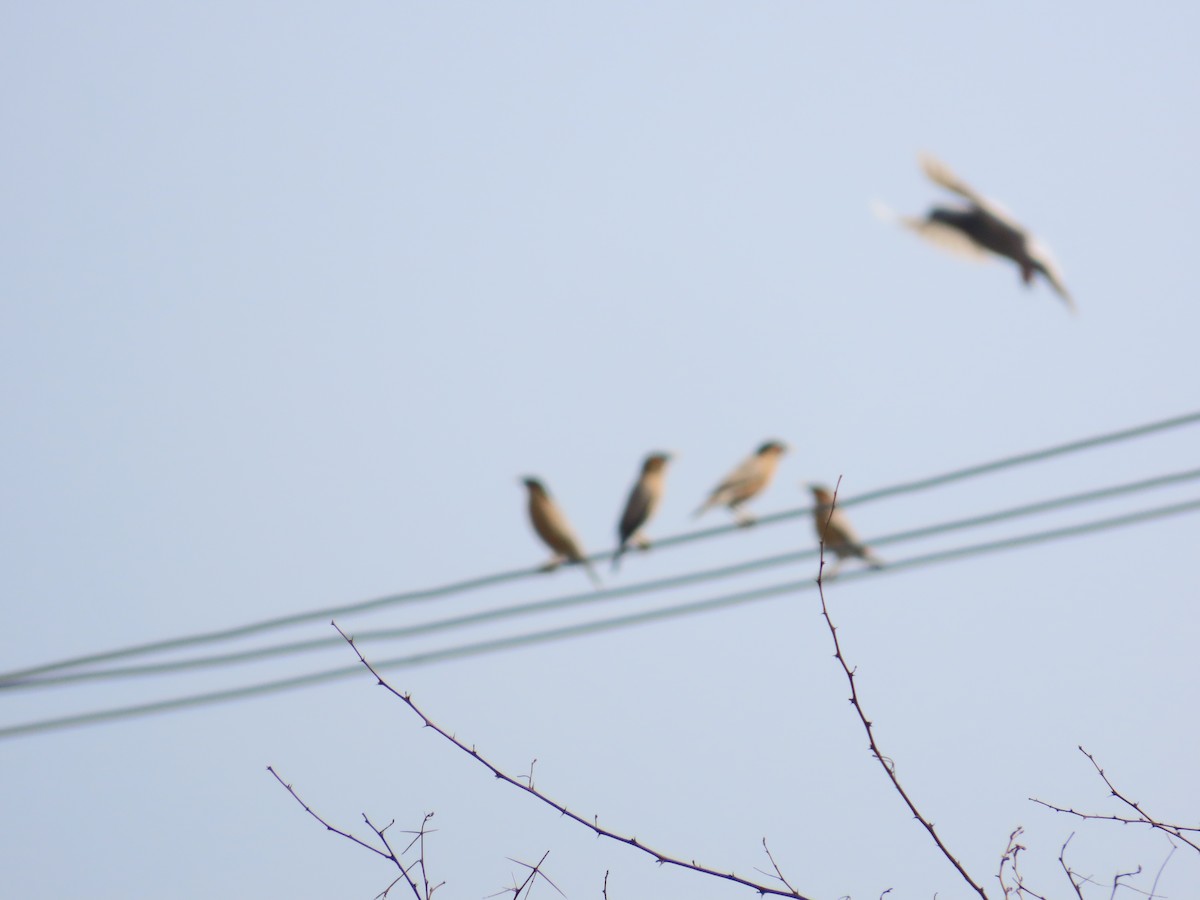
[[267, 765, 425, 900], [1030, 746, 1200, 853], [488, 850, 563, 900], [997, 827, 1049, 900], [1147, 844, 1175, 900], [754, 838, 800, 895], [1059, 834, 1086, 900], [1109, 863, 1142, 900], [815, 478, 989, 900], [331, 620, 817, 900]]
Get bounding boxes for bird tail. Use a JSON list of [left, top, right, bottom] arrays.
[[582, 559, 603, 589], [863, 547, 886, 570], [611, 543, 626, 572], [691, 501, 711, 520]]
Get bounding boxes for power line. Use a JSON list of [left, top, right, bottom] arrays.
[[2, 496, 1197, 741], [7, 466, 1198, 691], [1, 409, 1197, 688]]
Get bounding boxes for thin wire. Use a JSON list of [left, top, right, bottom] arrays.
[[2, 409, 1197, 687], [7, 466, 1199, 691], [2, 496, 1197, 741]]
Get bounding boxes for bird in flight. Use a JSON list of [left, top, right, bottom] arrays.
[[878, 153, 1074, 311]]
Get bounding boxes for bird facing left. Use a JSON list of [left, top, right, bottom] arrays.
[[520, 476, 602, 588]]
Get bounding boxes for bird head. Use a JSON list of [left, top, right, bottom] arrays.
[[642, 451, 673, 473], [807, 483, 835, 504], [520, 476, 547, 495], [758, 440, 788, 457]]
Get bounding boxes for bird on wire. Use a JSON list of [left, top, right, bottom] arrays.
[[876, 153, 1074, 311], [808, 483, 885, 577], [521, 477, 602, 588], [693, 440, 788, 526], [612, 451, 673, 571]]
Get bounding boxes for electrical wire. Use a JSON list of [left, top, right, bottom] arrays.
[[1, 496, 1197, 741], [6, 466, 1198, 691], [1, 408, 1196, 687]]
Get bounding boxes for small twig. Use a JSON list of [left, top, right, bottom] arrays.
[[757, 838, 799, 895], [487, 851, 564, 900], [331, 621, 817, 900], [267, 766, 424, 900], [1147, 843, 1175, 900], [997, 827, 1049, 900], [1059, 834, 1086, 900], [1031, 747, 1200, 854], [518, 759, 538, 791], [1109, 863, 1142, 900], [601, 870, 609, 900], [416, 812, 437, 900], [815, 479, 989, 900]]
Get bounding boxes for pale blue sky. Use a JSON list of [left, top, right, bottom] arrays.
[[2, 3, 1198, 898]]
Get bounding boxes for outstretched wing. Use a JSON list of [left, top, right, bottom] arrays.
[[920, 152, 1024, 228]]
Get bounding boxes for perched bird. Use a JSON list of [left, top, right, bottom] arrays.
[[693, 440, 788, 525], [808, 484, 884, 577], [521, 477, 601, 588], [877, 153, 1074, 311], [612, 452, 673, 571]]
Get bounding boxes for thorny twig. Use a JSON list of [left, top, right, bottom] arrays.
[[997, 827, 1049, 900], [487, 850, 564, 900], [1031, 746, 1200, 853], [754, 838, 800, 895], [1147, 844, 1176, 900], [1109, 864, 1142, 900], [1059, 834, 1087, 900], [267, 765, 427, 900], [406, 812, 439, 900], [331, 621, 817, 900], [815, 478, 989, 900]]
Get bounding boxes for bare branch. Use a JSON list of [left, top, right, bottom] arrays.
[[815, 479, 989, 900], [488, 851, 563, 900], [1147, 844, 1175, 900], [1059, 834, 1086, 900], [997, 827, 1050, 900], [757, 838, 800, 895], [267, 766, 424, 900], [1031, 747, 1200, 853], [330, 620, 817, 900], [1109, 863, 1142, 900]]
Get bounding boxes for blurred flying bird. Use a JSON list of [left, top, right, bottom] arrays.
[[876, 153, 1074, 311], [521, 477, 601, 588], [613, 452, 673, 571], [693, 441, 788, 525], [809, 484, 885, 577]]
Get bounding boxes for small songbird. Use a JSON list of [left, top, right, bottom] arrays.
[[877, 153, 1074, 311], [521, 477, 601, 588], [693, 440, 788, 525], [808, 484, 884, 577], [612, 451, 673, 571]]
